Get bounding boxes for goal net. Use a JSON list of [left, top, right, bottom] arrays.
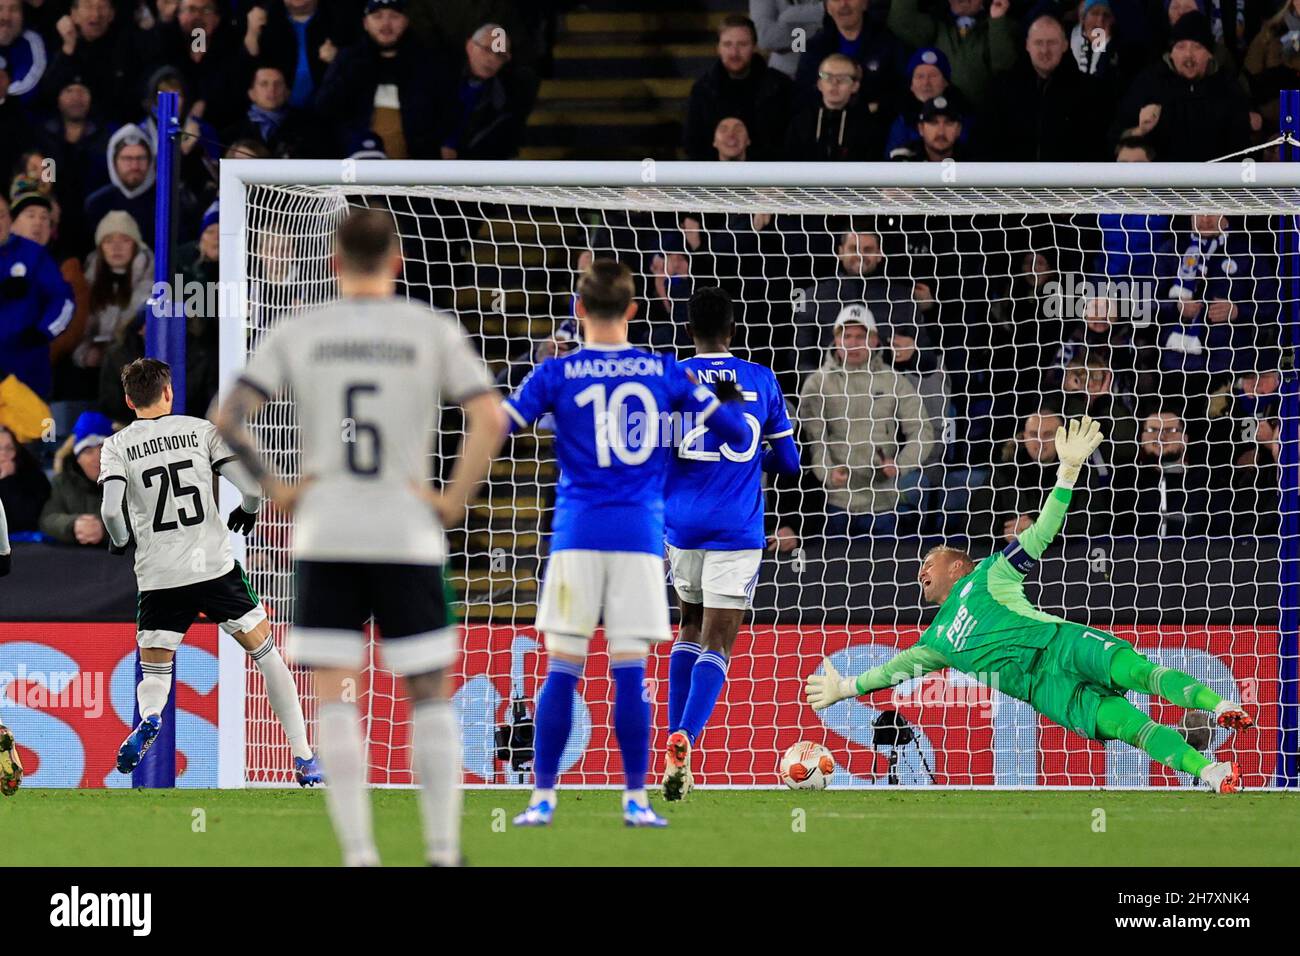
[[219, 162, 1298, 789]]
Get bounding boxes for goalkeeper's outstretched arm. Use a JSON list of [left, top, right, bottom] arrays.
[[1003, 416, 1104, 571], [805, 645, 949, 711]]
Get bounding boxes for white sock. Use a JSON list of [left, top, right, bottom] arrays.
[[530, 788, 557, 807], [411, 701, 461, 866], [137, 660, 173, 719], [622, 788, 648, 809], [318, 702, 378, 867], [249, 636, 312, 760]]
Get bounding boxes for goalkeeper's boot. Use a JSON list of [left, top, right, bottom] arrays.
[[661, 730, 693, 802], [512, 800, 554, 827], [294, 753, 323, 787], [116, 714, 162, 774], [1214, 701, 1254, 733], [0, 725, 23, 797], [623, 798, 669, 829], [1201, 761, 1242, 794]]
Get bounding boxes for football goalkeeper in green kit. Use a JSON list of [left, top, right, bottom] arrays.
[[805, 417, 1253, 793]]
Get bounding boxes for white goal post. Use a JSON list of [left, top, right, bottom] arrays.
[[216, 160, 1300, 790]]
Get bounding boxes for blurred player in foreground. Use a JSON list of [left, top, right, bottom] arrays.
[[661, 286, 800, 800], [806, 416, 1254, 793], [217, 208, 504, 866], [100, 358, 321, 785], [505, 260, 749, 828]]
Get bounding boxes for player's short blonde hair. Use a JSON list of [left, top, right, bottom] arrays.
[[923, 544, 974, 575]]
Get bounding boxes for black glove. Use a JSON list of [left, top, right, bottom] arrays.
[[227, 506, 257, 534], [713, 379, 743, 403], [108, 540, 129, 556], [0, 552, 10, 577]]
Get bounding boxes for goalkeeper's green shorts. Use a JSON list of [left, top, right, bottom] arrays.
[[1027, 622, 1135, 741]]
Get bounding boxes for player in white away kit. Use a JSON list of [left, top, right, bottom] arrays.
[[505, 260, 749, 828], [0, 499, 20, 796], [98, 358, 321, 784], [217, 208, 505, 867]]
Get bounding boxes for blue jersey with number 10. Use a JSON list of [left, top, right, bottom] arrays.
[[666, 353, 794, 551], [503, 344, 733, 556]]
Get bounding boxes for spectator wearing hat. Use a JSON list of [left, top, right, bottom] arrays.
[[39, 409, 111, 546], [1244, 0, 1300, 134], [316, 0, 443, 159], [240, 0, 359, 113], [686, 14, 794, 160], [0, 423, 50, 534], [0, 0, 47, 107], [10, 190, 91, 398], [888, 0, 1018, 107], [222, 63, 319, 157], [905, 95, 971, 160], [798, 304, 935, 538], [751, 0, 829, 77], [1111, 11, 1252, 160], [885, 46, 973, 159], [347, 130, 387, 160], [985, 15, 1112, 161], [797, 226, 921, 370], [436, 21, 539, 161], [83, 124, 156, 248], [712, 116, 752, 161], [75, 210, 152, 376], [35, 73, 111, 245], [0, 191, 76, 400], [44, 0, 142, 123], [794, 0, 906, 118], [785, 52, 887, 160], [1159, 0, 1242, 75]]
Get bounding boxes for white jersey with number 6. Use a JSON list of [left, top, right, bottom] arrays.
[[98, 415, 237, 591], [237, 297, 494, 565]]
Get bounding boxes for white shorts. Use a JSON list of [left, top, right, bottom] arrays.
[[667, 545, 762, 610], [535, 550, 671, 648], [286, 626, 458, 676]]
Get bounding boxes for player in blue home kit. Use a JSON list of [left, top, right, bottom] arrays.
[[661, 287, 801, 800], [503, 261, 749, 828]]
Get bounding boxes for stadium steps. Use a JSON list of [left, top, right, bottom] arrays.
[[492, 458, 555, 481], [522, 5, 719, 159]]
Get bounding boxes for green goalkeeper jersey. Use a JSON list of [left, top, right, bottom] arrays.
[[855, 486, 1075, 703]]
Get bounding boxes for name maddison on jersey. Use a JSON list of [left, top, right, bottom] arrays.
[[123, 431, 202, 462], [563, 355, 664, 379]]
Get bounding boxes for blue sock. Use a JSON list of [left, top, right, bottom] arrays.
[[611, 661, 650, 793], [667, 640, 702, 733], [532, 659, 583, 791], [680, 650, 728, 745]]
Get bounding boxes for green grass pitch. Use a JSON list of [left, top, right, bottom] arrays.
[[3, 788, 1296, 866]]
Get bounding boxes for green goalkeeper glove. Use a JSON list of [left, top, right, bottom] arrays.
[[1055, 415, 1104, 488], [805, 658, 859, 712]]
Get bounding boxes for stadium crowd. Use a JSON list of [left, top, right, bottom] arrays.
[[0, 0, 1288, 551]]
